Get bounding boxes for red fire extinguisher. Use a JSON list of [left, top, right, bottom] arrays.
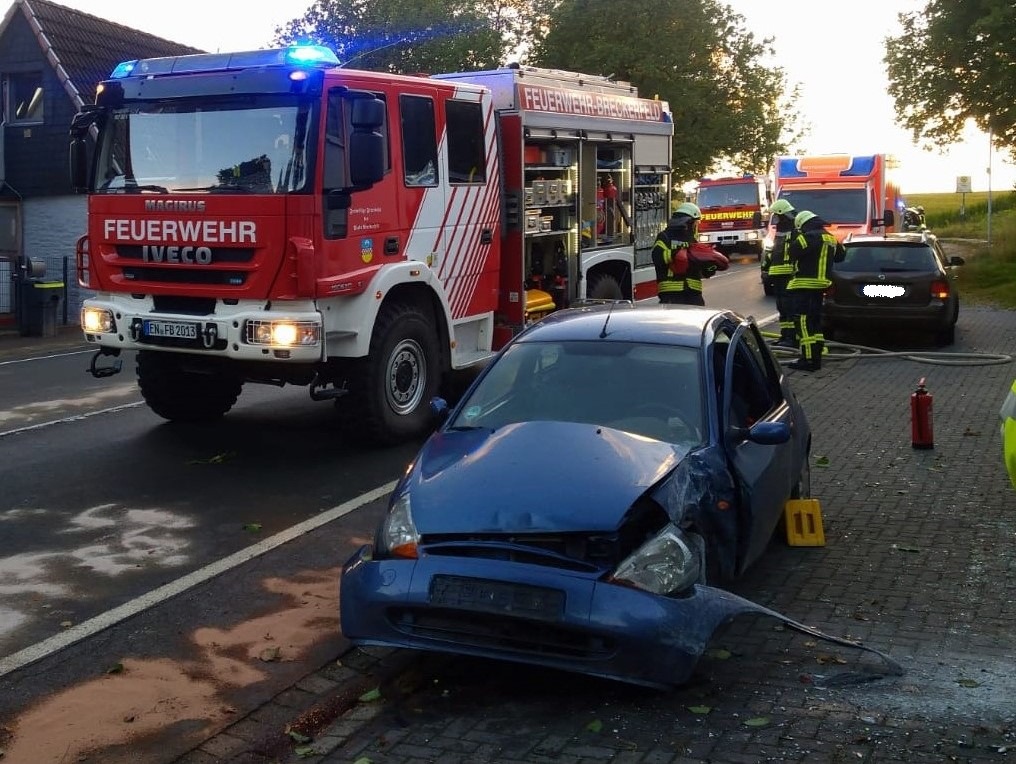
[[911, 377, 934, 449]]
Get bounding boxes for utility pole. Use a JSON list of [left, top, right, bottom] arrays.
[[987, 128, 993, 247]]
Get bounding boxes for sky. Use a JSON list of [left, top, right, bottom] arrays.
[[22, 0, 1016, 195]]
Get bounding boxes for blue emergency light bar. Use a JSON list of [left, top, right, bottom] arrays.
[[109, 45, 339, 79]]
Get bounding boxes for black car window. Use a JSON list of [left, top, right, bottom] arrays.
[[713, 325, 776, 430]]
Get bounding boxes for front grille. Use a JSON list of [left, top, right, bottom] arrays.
[[123, 267, 248, 286], [422, 500, 669, 570], [388, 607, 615, 660], [430, 575, 565, 622], [116, 246, 254, 288]]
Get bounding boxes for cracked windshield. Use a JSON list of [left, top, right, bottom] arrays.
[[96, 99, 312, 194]]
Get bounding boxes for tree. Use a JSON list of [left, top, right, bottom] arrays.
[[525, 0, 801, 181], [885, 1, 1016, 159], [274, 0, 553, 74]]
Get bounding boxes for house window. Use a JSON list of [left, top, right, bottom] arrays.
[[5, 72, 44, 123]]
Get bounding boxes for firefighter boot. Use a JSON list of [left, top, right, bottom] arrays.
[[773, 326, 797, 348]]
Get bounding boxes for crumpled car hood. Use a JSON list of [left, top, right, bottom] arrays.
[[405, 421, 685, 534]]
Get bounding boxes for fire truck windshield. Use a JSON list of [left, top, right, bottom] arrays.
[[94, 97, 314, 195], [696, 182, 760, 208], [777, 188, 868, 225]]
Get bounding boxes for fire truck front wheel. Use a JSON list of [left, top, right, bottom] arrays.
[[356, 302, 441, 445], [137, 351, 243, 422]]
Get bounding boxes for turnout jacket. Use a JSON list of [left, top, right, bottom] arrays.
[[763, 217, 796, 277], [651, 219, 693, 295], [787, 218, 837, 291]]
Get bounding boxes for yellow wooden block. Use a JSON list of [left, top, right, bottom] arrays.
[[784, 498, 826, 546]]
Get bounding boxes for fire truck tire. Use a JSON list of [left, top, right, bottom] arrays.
[[358, 302, 441, 445], [587, 274, 624, 301], [137, 351, 242, 422]]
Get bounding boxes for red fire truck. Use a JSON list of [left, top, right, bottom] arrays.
[[70, 46, 674, 444], [693, 174, 769, 258]]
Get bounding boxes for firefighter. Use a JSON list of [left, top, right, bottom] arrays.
[[762, 199, 798, 347], [785, 210, 838, 371], [665, 202, 729, 306], [1001, 379, 1016, 488], [651, 203, 698, 304]]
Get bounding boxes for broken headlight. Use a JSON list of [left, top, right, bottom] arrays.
[[609, 525, 700, 595]]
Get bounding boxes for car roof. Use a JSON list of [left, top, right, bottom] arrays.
[[515, 303, 738, 348], [846, 232, 936, 247]]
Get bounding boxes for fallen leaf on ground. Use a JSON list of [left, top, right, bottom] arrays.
[[815, 456, 830, 467], [688, 705, 712, 715], [243, 523, 263, 532], [287, 729, 312, 744], [359, 687, 382, 703], [258, 646, 282, 662], [585, 720, 603, 733], [744, 717, 770, 727], [706, 648, 732, 660], [956, 678, 981, 688]]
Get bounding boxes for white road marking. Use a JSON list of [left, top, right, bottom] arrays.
[[0, 480, 398, 678], [0, 402, 144, 439], [0, 349, 93, 366]]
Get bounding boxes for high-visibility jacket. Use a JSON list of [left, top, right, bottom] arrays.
[[765, 221, 796, 277], [1001, 379, 1016, 488], [787, 226, 836, 291], [652, 228, 690, 296]]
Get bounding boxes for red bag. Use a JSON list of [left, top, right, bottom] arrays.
[[688, 242, 730, 272], [669, 247, 689, 276]]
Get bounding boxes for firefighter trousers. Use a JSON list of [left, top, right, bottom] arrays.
[[773, 276, 794, 342], [789, 289, 824, 367]]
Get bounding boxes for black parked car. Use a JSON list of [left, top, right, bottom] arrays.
[[823, 231, 964, 345]]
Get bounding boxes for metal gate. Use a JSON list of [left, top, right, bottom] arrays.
[[0, 257, 11, 318]]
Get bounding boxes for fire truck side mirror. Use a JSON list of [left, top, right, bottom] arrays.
[[882, 209, 895, 227], [69, 106, 102, 193]]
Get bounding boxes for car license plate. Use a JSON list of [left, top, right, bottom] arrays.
[[862, 284, 905, 299], [430, 575, 565, 621], [143, 320, 198, 339]]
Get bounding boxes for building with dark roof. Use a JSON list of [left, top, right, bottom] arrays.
[[0, 0, 202, 328]]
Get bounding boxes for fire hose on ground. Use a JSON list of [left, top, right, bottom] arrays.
[[760, 331, 1013, 367]]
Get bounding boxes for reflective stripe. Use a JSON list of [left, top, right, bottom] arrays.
[[658, 280, 685, 293], [1001, 381, 1016, 488], [1005, 417, 1016, 488], [769, 264, 794, 275], [685, 278, 703, 291], [1000, 380, 1016, 421]]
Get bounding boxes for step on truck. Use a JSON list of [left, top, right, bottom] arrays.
[[70, 46, 674, 444]]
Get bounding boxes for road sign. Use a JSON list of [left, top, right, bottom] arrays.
[[956, 175, 972, 193]]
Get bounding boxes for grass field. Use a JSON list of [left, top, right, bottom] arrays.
[[909, 192, 1016, 310]]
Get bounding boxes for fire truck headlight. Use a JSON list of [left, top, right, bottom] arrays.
[[245, 319, 320, 347], [745, 231, 758, 241], [697, 234, 709, 243], [82, 307, 115, 334]]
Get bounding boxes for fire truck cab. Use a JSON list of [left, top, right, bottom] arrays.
[[70, 47, 674, 444]]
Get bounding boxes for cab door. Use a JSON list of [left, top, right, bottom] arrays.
[[718, 320, 797, 572]]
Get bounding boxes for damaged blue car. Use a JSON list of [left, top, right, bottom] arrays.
[[340, 303, 812, 688]]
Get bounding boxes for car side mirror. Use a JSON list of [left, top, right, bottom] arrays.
[[746, 420, 791, 445], [430, 396, 450, 425], [948, 256, 965, 266]]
